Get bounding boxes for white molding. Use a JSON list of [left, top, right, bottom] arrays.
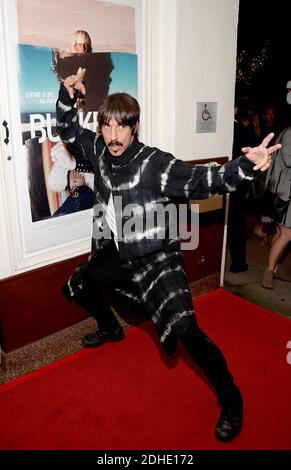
[[156, 0, 176, 153], [140, 0, 160, 146], [141, 0, 176, 153], [0, 0, 19, 278]]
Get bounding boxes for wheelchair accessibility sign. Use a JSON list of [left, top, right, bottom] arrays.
[[196, 102, 217, 133]]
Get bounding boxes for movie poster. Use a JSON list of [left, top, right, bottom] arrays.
[[18, 44, 137, 223], [5, 0, 138, 255]]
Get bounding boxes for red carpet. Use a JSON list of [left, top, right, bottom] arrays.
[[1, 288, 291, 450]]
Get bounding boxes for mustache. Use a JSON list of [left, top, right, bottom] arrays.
[[108, 139, 123, 147]]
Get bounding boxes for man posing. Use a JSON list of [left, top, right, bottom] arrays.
[[56, 68, 280, 442]]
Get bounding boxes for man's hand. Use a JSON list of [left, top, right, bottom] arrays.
[[242, 132, 281, 171], [63, 67, 86, 99]]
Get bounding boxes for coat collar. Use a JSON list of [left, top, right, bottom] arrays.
[[106, 137, 142, 167]]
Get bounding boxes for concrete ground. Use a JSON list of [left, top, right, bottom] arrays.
[[224, 231, 291, 321]]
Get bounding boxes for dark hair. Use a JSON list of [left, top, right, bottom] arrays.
[[97, 93, 140, 136]]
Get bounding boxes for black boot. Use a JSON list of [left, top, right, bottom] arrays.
[[180, 327, 243, 442], [81, 326, 125, 348], [71, 285, 124, 348], [215, 395, 243, 442]]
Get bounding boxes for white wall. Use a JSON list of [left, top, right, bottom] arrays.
[[175, 0, 239, 161], [0, 0, 239, 279]]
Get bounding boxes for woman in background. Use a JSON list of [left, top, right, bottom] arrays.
[[262, 127, 291, 289]]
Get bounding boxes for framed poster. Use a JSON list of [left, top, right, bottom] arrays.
[[1, 0, 140, 269]]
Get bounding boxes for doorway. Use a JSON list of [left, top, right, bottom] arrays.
[[224, 0, 291, 319]]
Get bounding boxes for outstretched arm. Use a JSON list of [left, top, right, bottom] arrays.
[[56, 67, 102, 171], [159, 133, 281, 200], [242, 132, 281, 171]]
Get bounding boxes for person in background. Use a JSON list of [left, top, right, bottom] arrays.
[[262, 84, 291, 289], [253, 104, 280, 245], [56, 67, 280, 442], [228, 100, 261, 272], [261, 130, 291, 289], [260, 104, 279, 142]]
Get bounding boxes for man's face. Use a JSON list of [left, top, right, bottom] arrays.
[[101, 117, 134, 157], [263, 108, 275, 127]]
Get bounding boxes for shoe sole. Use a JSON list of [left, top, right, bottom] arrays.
[[262, 284, 273, 290], [81, 333, 125, 348], [215, 426, 242, 442]]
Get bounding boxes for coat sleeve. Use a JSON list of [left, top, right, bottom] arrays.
[[56, 83, 103, 171], [280, 127, 291, 168], [158, 152, 256, 199]]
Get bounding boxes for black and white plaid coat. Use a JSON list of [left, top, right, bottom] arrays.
[[57, 84, 256, 354]]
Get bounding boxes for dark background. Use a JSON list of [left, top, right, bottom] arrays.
[[236, 0, 291, 126]]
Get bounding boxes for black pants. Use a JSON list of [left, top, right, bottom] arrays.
[[73, 241, 241, 406], [228, 190, 247, 269], [74, 241, 133, 333]]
